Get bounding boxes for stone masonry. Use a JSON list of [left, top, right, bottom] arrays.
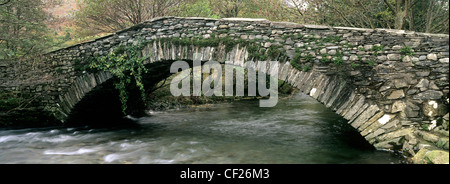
[[0, 17, 448, 158]]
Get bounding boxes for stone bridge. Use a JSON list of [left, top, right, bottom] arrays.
[[1, 17, 449, 155]]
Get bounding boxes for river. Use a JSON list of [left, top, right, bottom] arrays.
[[0, 94, 406, 164]]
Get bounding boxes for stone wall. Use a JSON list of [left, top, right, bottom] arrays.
[[0, 17, 448, 157]]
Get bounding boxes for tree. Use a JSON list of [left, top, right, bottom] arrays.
[[382, 0, 408, 29], [173, 0, 219, 18], [0, 0, 10, 6], [242, 0, 301, 22], [422, 0, 449, 33], [293, 0, 448, 34], [209, 0, 245, 18], [0, 0, 58, 60], [73, 0, 186, 37]]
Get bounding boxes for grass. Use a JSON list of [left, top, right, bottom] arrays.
[[400, 46, 414, 56], [365, 59, 375, 66]]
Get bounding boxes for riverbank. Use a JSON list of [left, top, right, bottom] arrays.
[[0, 92, 59, 128]]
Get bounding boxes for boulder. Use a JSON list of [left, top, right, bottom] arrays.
[[413, 149, 449, 164]]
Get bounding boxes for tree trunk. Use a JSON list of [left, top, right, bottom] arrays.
[[394, 0, 405, 30], [425, 0, 436, 33]]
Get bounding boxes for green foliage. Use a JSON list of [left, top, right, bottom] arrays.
[[0, 0, 58, 59], [305, 53, 314, 62], [400, 46, 414, 56], [74, 58, 97, 72], [90, 40, 150, 114], [175, 0, 220, 19], [333, 51, 344, 65], [371, 45, 385, 52], [221, 37, 239, 52], [302, 65, 311, 72], [320, 54, 331, 63], [365, 59, 375, 66], [0, 92, 24, 111], [291, 53, 302, 71], [351, 63, 361, 68], [282, 34, 294, 40], [371, 45, 385, 55], [267, 45, 281, 60], [256, 49, 268, 61], [323, 36, 341, 43], [246, 44, 259, 55], [333, 56, 344, 65]]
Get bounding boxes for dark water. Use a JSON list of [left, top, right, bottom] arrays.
[[0, 94, 406, 164]]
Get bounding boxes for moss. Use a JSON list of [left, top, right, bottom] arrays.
[[400, 46, 414, 57], [304, 53, 314, 62], [246, 45, 257, 54], [221, 37, 238, 52], [421, 124, 429, 131], [257, 49, 268, 61], [282, 34, 291, 40], [424, 150, 449, 164], [0, 92, 58, 127], [267, 45, 282, 60], [320, 54, 331, 63], [0, 92, 23, 112], [343, 42, 356, 48], [291, 56, 302, 71], [74, 58, 94, 72], [351, 63, 360, 68], [365, 59, 375, 66], [333, 51, 344, 65], [333, 56, 343, 65], [302, 64, 311, 72], [371, 45, 385, 54], [323, 36, 341, 43]]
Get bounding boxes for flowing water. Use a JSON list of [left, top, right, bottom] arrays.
[[0, 94, 406, 164]]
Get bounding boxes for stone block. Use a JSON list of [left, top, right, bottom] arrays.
[[328, 50, 337, 55], [349, 55, 359, 61], [387, 54, 401, 60], [423, 100, 448, 117], [439, 58, 449, 63], [391, 101, 406, 113], [394, 79, 408, 88], [413, 90, 444, 100], [427, 53, 438, 61], [419, 55, 427, 60], [416, 71, 430, 77], [415, 79, 429, 91], [405, 102, 420, 118], [387, 90, 405, 99]]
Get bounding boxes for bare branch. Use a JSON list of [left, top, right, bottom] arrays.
[[290, 0, 304, 16], [323, 2, 357, 27], [382, 0, 397, 13]]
